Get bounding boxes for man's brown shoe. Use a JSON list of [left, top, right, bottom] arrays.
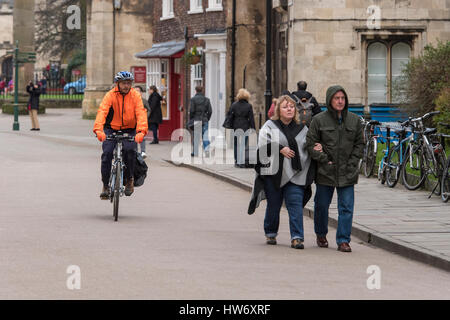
[[291, 239, 304, 249], [124, 178, 134, 196], [100, 186, 109, 200], [266, 237, 277, 245], [337, 243, 352, 252], [316, 236, 328, 248]]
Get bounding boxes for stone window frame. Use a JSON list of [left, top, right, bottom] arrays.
[[356, 26, 426, 106], [161, 0, 174, 21]]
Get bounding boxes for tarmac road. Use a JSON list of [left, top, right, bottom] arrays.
[[0, 110, 449, 299]]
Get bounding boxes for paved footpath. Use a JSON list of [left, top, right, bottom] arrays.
[[157, 133, 450, 272]]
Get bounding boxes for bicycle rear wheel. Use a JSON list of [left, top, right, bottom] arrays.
[[442, 160, 450, 203], [113, 165, 121, 221], [364, 139, 376, 178], [402, 144, 425, 190], [386, 148, 401, 188], [423, 148, 441, 196]]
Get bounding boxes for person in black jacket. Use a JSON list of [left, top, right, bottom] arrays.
[[26, 81, 41, 131], [292, 81, 322, 116], [228, 88, 255, 167], [189, 86, 212, 157], [147, 85, 163, 144]]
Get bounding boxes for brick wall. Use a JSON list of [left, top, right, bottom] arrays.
[[153, 0, 226, 43]]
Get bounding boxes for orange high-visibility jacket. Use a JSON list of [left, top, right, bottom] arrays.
[[93, 87, 148, 135]]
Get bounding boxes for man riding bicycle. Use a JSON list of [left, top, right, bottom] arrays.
[[93, 71, 148, 200]]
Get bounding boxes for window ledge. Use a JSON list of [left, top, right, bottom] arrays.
[[206, 7, 223, 12], [160, 14, 175, 21], [188, 9, 204, 14]]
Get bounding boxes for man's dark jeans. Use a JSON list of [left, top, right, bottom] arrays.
[[314, 184, 354, 245], [101, 128, 137, 186]]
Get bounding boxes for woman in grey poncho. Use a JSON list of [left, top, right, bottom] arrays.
[[248, 95, 315, 249]]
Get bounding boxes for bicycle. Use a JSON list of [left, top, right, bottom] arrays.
[[106, 131, 135, 221], [360, 119, 381, 178], [436, 122, 450, 202], [384, 123, 412, 188], [377, 124, 408, 186], [399, 111, 442, 195], [378, 126, 396, 185]]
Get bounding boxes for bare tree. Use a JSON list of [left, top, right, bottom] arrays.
[[35, 0, 86, 59]]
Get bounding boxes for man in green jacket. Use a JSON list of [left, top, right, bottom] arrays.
[[306, 85, 364, 252]]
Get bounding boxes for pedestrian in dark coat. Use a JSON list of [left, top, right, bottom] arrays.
[[189, 86, 212, 157], [26, 81, 41, 131], [305, 85, 364, 253], [135, 85, 150, 158], [292, 81, 322, 116], [228, 88, 255, 167], [147, 85, 163, 144]]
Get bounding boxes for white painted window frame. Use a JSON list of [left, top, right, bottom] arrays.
[[188, 0, 203, 14], [206, 0, 222, 12], [147, 58, 170, 120], [161, 0, 174, 20], [191, 63, 203, 98]]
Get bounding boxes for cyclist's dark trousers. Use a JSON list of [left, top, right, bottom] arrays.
[[101, 128, 137, 187]]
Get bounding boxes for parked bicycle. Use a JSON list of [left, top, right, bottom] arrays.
[[399, 111, 443, 195], [106, 131, 135, 221], [377, 125, 402, 185], [384, 123, 412, 188], [436, 122, 450, 202], [360, 119, 381, 178]]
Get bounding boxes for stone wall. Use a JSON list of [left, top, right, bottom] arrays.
[[82, 0, 153, 118], [226, 0, 266, 124], [285, 0, 450, 106]]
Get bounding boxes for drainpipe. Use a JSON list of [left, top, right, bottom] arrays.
[[184, 26, 189, 125], [230, 0, 236, 105], [113, 4, 116, 80], [264, 0, 273, 118]]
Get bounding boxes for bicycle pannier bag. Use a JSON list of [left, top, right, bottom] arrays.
[[133, 151, 148, 187]]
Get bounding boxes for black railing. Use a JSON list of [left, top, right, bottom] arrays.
[[0, 74, 85, 101]]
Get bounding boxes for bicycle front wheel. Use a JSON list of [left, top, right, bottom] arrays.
[[442, 160, 450, 203], [386, 148, 401, 188], [113, 165, 121, 221], [402, 144, 425, 190]]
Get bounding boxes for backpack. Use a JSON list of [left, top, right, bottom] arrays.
[[133, 152, 148, 187], [293, 95, 314, 127]]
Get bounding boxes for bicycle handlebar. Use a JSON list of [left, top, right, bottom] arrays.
[[410, 110, 440, 123], [106, 133, 135, 142], [438, 122, 450, 129]]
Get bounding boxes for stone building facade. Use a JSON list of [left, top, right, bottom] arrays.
[[135, 0, 227, 140], [274, 0, 450, 109], [226, 0, 267, 128], [82, 0, 153, 118], [0, 1, 13, 82]]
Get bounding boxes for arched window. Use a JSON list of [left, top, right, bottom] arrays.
[[391, 42, 411, 103], [367, 41, 411, 104], [368, 42, 387, 104]]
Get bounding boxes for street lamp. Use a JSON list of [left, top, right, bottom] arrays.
[[265, 0, 273, 118], [113, 0, 121, 10]]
